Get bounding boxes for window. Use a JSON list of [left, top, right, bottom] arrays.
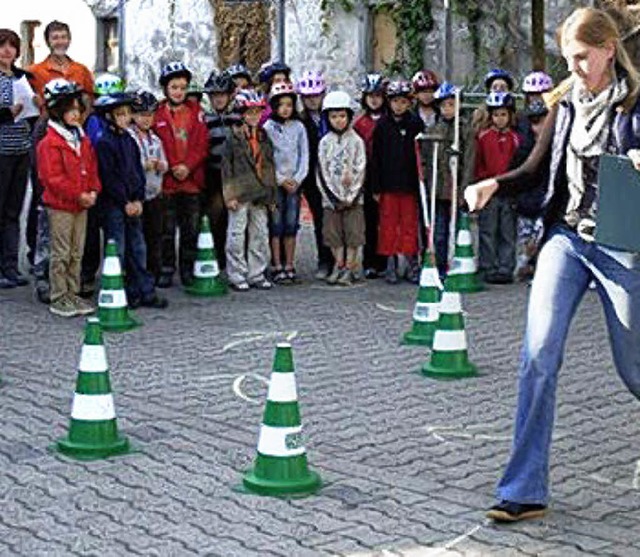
[[96, 17, 119, 73]]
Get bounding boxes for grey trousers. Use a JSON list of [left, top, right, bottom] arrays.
[[478, 195, 517, 276], [225, 203, 269, 286]]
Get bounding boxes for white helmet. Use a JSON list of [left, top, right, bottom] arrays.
[[322, 90, 353, 112]]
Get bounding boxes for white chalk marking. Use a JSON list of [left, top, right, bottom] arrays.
[[232, 373, 270, 404], [633, 460, 640, 489], [375, 303, 410, 314], [218, 331, 299, 354]]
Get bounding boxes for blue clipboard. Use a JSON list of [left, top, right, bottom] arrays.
[[596, 154, 640, 253]]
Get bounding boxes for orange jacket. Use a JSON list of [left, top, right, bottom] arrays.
[[27, 56, 94, 99]]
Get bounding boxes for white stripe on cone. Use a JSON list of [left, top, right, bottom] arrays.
[[267, 372, 298, 403], [439, 291, 462, 314], [413, 302, 439, 323], [257, 424, 306, 457], [102, 256, 122, 277], [457, 230, 473, 247], [449, 257, 478, 275], [78, 345, 108, 373], [419, 268, 441, 288], [98, 289, 128, 308], [197, 234, 214, 249], [71, 394, 116, 421], [432, 329, 468, 351], [194, 260, 219, 278]]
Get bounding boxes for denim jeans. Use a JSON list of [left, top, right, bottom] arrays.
[[479, 195, 517, 276], [270, 187, 300, 238], [103, 207, 155, 301], [497, 225, 640, 505], [434, 200, 452, 279]]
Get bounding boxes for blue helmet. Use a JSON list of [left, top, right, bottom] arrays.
[[485, 91, 516, 111], [258, 61, 291, 84], [159, 61, 192, 87], [484, 68, 514, 91], [433, 81, 459, 102], [360, 73, 387, 94]]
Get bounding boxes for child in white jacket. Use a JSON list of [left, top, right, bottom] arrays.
[[316, 91, 367, 286]]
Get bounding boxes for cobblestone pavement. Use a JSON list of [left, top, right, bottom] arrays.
[[1, 224, 640, 557]]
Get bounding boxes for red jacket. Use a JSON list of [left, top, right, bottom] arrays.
[[353, 112, 382, 161], [153, 101, 209, 195], [474, 127, 521, 182], [37, 122, 101, 213]]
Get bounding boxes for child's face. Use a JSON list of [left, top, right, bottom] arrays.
[[490, 79, 510, 93], [112, 105, 133, 130], [525, 92, 543, 105], [243, 107, 263, 128], [133, 111, 155, 131], [209, 92, 230, 112], [276, 96, 294, 119], [167, 77, 188, 104], [302, 94, 323, 112], [389, 96, 411, 116], [440, 98, 456, 120], [416, 89, 435, 107], [233, 76, 250, 90], [491, 108, 511, 130], [328, 109, 349, 132], [365, 92, 384, 112], [62, 100, 82, 127], [272, 73, 288, 85], [0, 40, 18, 68]]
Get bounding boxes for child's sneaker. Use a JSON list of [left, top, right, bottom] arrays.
[[49, 295, 79, 318], [70, 294, 96, 316], [337, 269, 353, 286], [272, 268, 287, 284], [396, 254, 409, 280], [385, 256, 398, 284], [250, 278, 272, 290], [326, 266, 342, 285], [285, 268, 300, 284], [34, 281, 50, 304], [141, 294, 169, 308], [230, 281, 250, 292]]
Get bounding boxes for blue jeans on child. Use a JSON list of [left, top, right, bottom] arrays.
[[270, 188, 300, 237], [497, 225, 640, 505], [103, 207, 155, 302]]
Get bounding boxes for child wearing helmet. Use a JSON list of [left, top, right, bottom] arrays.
[[297, 70, 333, 280], [263, 81, 309, 284], [222, 89, 276, 291], [154, 61, 209, 288], [317, 91, 367, 286], [37, 79, 101, 316], [203, 70, 239, 271], [474, 91, 521, 284], [225, 64, 252, 91], [353, 73, 388, 278], [422, 81, 473, 280], [95, 92, 168, 309], [128, 90, 168, 283], [370, 79, 423, 284], [472, 68, 516, 134], [412, 69, 440, 128]]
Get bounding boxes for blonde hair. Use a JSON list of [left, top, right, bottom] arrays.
[[558, 7, 640, 108]]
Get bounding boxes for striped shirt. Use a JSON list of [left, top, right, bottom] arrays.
[[0, 71, 32, 156]]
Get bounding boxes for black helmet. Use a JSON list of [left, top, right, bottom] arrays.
[[43, 79, 83, 109], [159, 61, 192, 87], [258, 61, 291, 84], [360, 73, 387, 95], [93, 92, 136, 111], [204, 71, 234, 94], [132, 90, 159, 113]]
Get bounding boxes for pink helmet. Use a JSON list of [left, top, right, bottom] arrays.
[[412, 69, 440, 92], [296, 70, 326, 96], [522, 71, 553, 94]]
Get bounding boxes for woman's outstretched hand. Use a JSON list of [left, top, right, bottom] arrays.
[[628, 149, 640, 171], [464, 179, 499, 212]]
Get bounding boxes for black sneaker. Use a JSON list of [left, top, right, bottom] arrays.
[[35, 281, 50, 304], [3, 269, 28, 287], [140, 294, 169, 309], [486, 501, 547, 522], [0, 276, 17, 289], [156, 274, 173, 289]]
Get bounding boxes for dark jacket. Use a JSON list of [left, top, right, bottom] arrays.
[[498, 88, 640, 229], [370, 111, 423, 194], [96, 123, 146, 211]]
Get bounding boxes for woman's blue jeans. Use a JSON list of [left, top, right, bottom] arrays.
[[497, 225, 640, 504]]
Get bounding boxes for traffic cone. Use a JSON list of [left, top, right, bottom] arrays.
[[97, 239, 140, 332], [402, 249, 442, 346], [422, 276, 478, 379], [56, 317, 130, 459], [185, 216, 227, 297], [243, 343, 322, 496], [447, 213, 484, 293]]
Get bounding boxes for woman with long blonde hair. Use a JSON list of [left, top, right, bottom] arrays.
[[466, 7, 640, 522]]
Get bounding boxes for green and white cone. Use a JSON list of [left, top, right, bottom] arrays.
[[56, 317, 130, 459], [243, 343, 322, 497], [447, 213, 484, 293], [97, 239, 140, 332], [422, 277, 478, 379], [185, 216, 227, 297], [402, 249, 442, 346]]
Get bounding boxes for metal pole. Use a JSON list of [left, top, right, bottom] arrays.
[[443, 0, 453, 81], [278, 0, 286, 62], [118, 0, 126, 79]]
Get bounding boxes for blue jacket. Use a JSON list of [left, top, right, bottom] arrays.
[[85, 113, 107, 147], [96, 123, 146, 211]]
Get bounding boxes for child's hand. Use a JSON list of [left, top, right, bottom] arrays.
[[125, 202, 142, 217], [227, 199, 239, 211], [134, 201, 143, 216], [144, 159, 156, 171], [157, 160, 169, 173], [10, 103, 23, 118], [78, 192, 95, 208], [172, 164, 189, 181], [373, 194, 380, 203]]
